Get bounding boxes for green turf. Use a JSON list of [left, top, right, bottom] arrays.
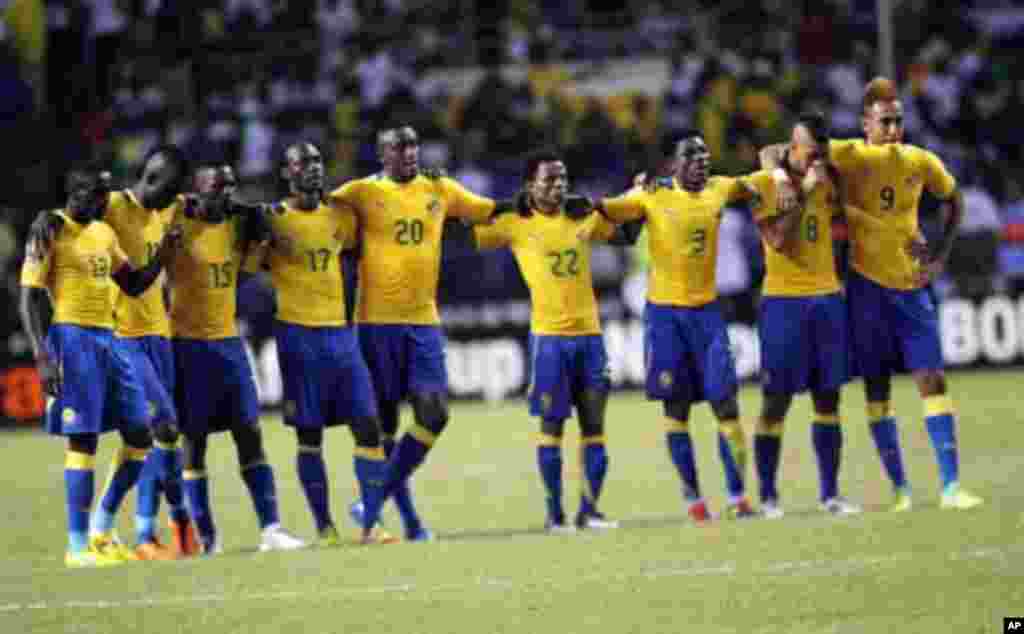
[[2, 371, 1021, 634]]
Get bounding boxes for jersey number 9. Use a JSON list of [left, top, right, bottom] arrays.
[[880, 186, 896, 211]]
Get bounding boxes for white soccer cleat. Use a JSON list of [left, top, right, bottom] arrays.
[[545, 521, 578, 536], [259, 524, 306, 552], [821, 497, 862, 516], [201, 536, 223, 557], [576, 512, 620, 530], [761, 500, 785, 519]]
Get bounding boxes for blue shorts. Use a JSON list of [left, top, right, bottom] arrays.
[[173, 337, 260, 435], [528, 334, 610, 421], [357, 324, 448, 405], [116, 336, 176, 425], [44, 324, 149, 436], [846, 270, 943, 378], [644, 301, 738, 404], [759, 293, 850, 395], [276, 321, 378, 428]]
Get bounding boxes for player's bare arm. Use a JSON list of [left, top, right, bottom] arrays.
[[913, 187, 964, 286], [112, 224, 182, 297]]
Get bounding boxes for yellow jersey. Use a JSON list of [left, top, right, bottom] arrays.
[[330, 174, 495, 325], [829, 139, 957, 290], [602, 177, 750, 307], [744, 170, 842, 297], [20, 211, 128, 329], [474, 210, 617, 336], [255, 200, 358, 327], [168, 213, 249, 339], [104, 190, 177, 337]]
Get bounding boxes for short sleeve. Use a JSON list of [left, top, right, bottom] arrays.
[[109, 230, 129, 272], [920, 149, 957, 199], [19, 238, 51, 288], [444, 178, 495, 223], [601, 190, 647, 222], [742, 171, 776, 222], [585, 214, 618, 242], [328, 180, 362, 216], [335, 206, 359, 250]]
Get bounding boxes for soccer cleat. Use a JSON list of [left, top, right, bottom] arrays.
[[761, 500, 784, 520], [169, 518, 199, 557], [360, 527, 401, 545], [821, 497, 862, 516], [135, 538, 178, 561], [725, 498, 757, 519], [259, 524, 306, 552], [405, 528, 434, 543], [890, 488, 913, 512], [545, 520, 577, 535], [65, 548, 124, 568], [575, 511, 620, 530], [318, 524, 341, 548], [200, 536, 223, 557], [940, 484, 984, 510], [348, 500, 366, 527], [687, 499, 712, 523], [90, 532, 139, 562]]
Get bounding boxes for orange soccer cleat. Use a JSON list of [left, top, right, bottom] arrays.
[[135, 537, 179, 561], [169, 518, 200, 557]]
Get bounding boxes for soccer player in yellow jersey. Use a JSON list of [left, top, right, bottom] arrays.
[[744, 112, 861, 518], [250, 143, 393, 545], [169, 165, 305, 554], [19, 165, 176, 567], [764, 79, 983, 511], [333, 126, 511, 541], [29, 146, 197, 560], [594, 130, 758, 521], [472, 150, 638, 533]]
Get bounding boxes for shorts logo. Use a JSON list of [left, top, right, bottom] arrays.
[[761, 370, 771, 385], [540, 393, 552, 413], [659, 371, 673, 388], [148, 401, 157, 417], [62, 408, 77, 424], [284, 400, 297, 418], [427, 197, 441, 215]]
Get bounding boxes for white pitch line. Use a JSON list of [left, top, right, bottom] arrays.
[[0, 545, 1018, 614]]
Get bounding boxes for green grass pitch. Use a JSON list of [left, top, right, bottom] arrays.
[[1, 370, 1022, 634]]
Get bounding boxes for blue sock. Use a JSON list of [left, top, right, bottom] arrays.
[[135, 450, 162, 543], [385, 428, 432, 536], [93, 446, 147, 534], [717, 420, 747, 500], [157, 444, 188, 524], [537, 438, 564, 523], [241, 462, 279, 529], [297, 447, 332, 532], [65, 451, 95, 553], [924, 395, 959, 488], [354, 449, 388, 531], [665, 419, 700, 500], [382, 435, 423, 537], [183, 471, 215, 546], [869, 416, 908, 489], [579, 438, 608, 516], [755, 428, 782, 502], [812, 420, 842, 502]]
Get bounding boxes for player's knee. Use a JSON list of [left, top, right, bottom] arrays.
[[151, 420, 180, 445], [811, 390, 840, 416], [864, 376, 891, 404], [120, 426, 152, 450], [67, 433, 99, 456], [378, 402, 401, 437], [914, 369, 946, 396], [350, 417, 382, 448], [412, 392, 449, 436], [294, 427, 323, 450], [576, 389, 608, 435], [711, 397, 739, 422], [760, 392, 792, 423], [540, 418, 566, 439], [662, 399, 690, 422], [233, 424, 266, 466]]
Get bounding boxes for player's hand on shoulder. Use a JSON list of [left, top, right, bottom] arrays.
[[29, 210, 64, 251], [420, 167, 447, 180], [776, 178, 801, 215], [563, 194, 594, 219]]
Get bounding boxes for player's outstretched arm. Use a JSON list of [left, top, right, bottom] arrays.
[[27, 211, 64, 251], [113, 225, 182, 296]]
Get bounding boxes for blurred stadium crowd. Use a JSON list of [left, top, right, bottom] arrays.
[[1, 0, 1024, 317]]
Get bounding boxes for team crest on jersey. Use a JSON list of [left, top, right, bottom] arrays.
[[62, 408, 77, 424], [659, 371, 673, 388], [426, 197, 441, 215]]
